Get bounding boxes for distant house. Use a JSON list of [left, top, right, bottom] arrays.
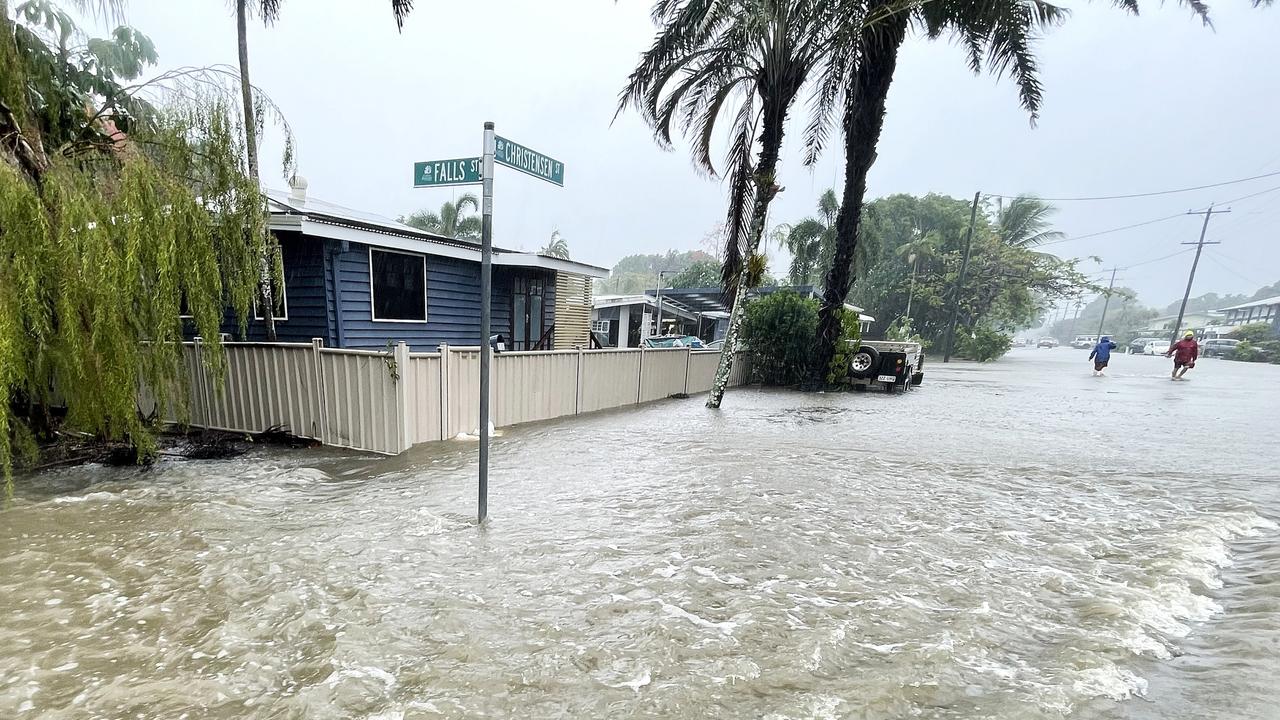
[[1137, 310, 1224, 338], [198, 180, 608, 351], [589, 285, 874, 348], [1217, 295, 1280, 334]]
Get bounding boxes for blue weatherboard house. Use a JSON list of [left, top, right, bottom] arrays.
[[209, 180, 608, 351]]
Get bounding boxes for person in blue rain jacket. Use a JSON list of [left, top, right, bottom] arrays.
[[1088, 336, 1118, 376]]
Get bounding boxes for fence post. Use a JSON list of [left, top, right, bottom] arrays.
[[684, 347, 692, 395], [438, 342, 449, 441], [575, 345, 584, 414], [394, 341, 411, 453], [636, 346, 645, 404], [312, 338, 331, 445]]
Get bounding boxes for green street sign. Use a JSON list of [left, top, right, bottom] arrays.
[[414, 157, 482, 187], [495, 136, 564, 186]]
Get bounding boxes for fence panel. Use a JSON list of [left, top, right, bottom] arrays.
[[317, 349, 401, 454], [686, 351, 721, 394], [199, 344, 322, 439], [446, 349, 482, 438], [639, 348, 689, 402], [407, 354, 443, 444], [728, 353, 751, 387], [493, 351, 579, 426], [579, 350, 643, 413]]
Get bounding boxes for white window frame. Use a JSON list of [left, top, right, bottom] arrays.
[[369, 247, 429, 324], [592, 319, 610, 333]]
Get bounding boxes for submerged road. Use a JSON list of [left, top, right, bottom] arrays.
[[2, 348, 1277, 718]]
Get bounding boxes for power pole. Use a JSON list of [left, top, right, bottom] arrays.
[[944, 191, 981, 363], [1096, 267, 1119, 338], [1170, 204, 1228, 344]]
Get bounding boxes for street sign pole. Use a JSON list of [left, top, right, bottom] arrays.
[[478, 122, 495, 524]]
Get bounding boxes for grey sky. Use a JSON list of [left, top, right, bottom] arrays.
[[108, 1, 1279, 310]]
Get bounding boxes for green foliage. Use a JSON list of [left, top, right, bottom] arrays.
[[597, 250, 716, 294], [1, 3, 270, 483], [541, 230, 569, 259], [849, 193, 1096, 349], [1227, 325, 1280, 364], [739, 291, 818, 387], [668, 259, 721, 288], [1229, 323, 1277, 345], [825, 307, 863, 385], [402, 193, 480, 240], [956, 326, 1013, 362], [884, 316, 925, 346], [1044, 288, 1157, 345]]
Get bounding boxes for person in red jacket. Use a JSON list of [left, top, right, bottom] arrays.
[[1165, 331, 1199, 381]]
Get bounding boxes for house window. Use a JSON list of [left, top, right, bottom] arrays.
[[370, 248, 427, 322], [512, 275, 546, 349], [592, 319, 610, 333]]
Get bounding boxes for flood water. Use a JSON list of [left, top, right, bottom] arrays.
[[2, 349, 1278, 719]]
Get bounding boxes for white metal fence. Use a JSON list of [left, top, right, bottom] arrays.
[[157, 342, 750, 455]]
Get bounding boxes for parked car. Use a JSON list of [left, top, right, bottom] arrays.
[[643, 335, 707, 349], [1037, 337, 1059, 348], [1071, 335, 1098, 350], [706, 339, 725, 351], [1202, 338, 1239, 358], [1128, 337, 1158, 355], [1144, 339, 1171, 356]]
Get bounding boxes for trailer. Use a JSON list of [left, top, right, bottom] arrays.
[[845, 340, 925, 392]]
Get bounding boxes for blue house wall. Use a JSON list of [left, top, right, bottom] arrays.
[[206, 233, 557, 351]]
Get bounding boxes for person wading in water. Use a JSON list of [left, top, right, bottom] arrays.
[[1088, 336, 1118, 377], [1165, 331, 1199, 381]]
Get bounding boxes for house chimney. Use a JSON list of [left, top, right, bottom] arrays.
[[289, 174, 308, 204]]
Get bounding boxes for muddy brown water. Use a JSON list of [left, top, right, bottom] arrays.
[[2, 349, 1277, 719]]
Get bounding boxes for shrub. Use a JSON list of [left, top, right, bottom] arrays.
[[740, 291, 819, 386], [956, 326, 1013, 362], [1228, 323, 1276, 345], [884, 316, 925, 345]]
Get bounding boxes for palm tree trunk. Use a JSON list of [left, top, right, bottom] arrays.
[[707, 115, 786, 409], [812, 6, 909, 379], [905, 257, 916, 321], [237, 0, 276, 341]]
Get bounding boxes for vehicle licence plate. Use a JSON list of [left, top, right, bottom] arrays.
[[877, 374, 897, 383]]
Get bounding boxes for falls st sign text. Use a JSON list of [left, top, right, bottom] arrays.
[[413, 157, 482, 187]]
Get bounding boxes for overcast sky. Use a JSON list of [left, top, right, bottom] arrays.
[[103, 1, 1280, 310]]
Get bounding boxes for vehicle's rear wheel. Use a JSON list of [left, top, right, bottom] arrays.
[[849, 347, 881, 379]]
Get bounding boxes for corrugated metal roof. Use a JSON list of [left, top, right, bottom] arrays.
[[1219, 295, 1280, 311], [265, 189, 512, 252]]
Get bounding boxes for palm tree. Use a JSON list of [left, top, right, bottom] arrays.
[[402, 193, 482, 239], [995, 195, 1064, 248], [808, 0, 1244, 377], [620, 0, 839, 408], [894, 229, 940, 323], [541, 230, 570, 259], [236, 0, 413, 339], [780, 189, 837, 286]]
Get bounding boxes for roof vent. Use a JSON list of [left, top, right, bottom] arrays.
[[289, 174, 308, 204]]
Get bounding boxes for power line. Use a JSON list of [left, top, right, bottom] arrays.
[[986, 169, 1280, 202], [1037, 213, 1185, 248], [1215, 183, 1280, 207], [1204, 254, 1261, 287], [1121, 248, 1194, 270], [1034, 184, 1280, 251]]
